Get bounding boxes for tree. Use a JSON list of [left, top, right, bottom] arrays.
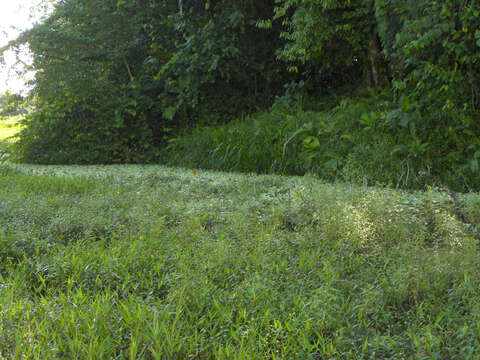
[[261, 0, 389, 90], [4, 0, 286, 163]]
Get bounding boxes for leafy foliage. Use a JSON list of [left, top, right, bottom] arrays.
[[6, 0, 285, 164], [261, 0, 389, 88], [166, 86, 480, 191], [0, 93, 27, 117], [254, 0, 480, 189], [385, 0, 480, 181], [157, 0, 285, 124], [9, 0, 163, 163], [3, 0, 480, 191]]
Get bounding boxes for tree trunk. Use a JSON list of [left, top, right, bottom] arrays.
[[366, 33, 389, 88]]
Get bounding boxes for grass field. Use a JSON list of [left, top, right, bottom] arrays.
[[1, 163, 480, 358], [0, 116, 22, 141]]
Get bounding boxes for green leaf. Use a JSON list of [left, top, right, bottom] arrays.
[[360, 113, 371, 126], [302, 136, 320, 150], [401, 96, 411, 112], [471, 158, 479, 173], [390, 145, 405, 156], [340, 134, 354, 142], [163, 107, 176, 120], [325, 159, 341, 171]]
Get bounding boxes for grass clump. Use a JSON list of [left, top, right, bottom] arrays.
[[1, 163, 480, 358]]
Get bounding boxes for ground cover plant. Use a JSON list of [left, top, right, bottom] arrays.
[[1, 163, 480, 358]]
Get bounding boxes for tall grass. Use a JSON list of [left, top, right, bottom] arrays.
[[164, 97, 411, 186], [165, 93, 480, 191], [1, 163, 480, 358], [166, 108, 306, 175]]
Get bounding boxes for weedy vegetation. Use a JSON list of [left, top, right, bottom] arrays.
[[2, 0, 480, 357], [1, 163, 480, 358]]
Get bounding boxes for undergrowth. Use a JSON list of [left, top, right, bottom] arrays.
[[165, 91, 480, 192], [1, 163, 480, 358]]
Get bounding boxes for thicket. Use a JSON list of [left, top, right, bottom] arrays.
[[5, 0, 287, 164], [3, 0, 480, 190]]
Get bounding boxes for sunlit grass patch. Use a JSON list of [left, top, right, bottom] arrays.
[[0, 115, 22, 142]]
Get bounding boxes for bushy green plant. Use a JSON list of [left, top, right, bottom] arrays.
[[385, 0, 480, 186], [0, 92, 27, 117], [167, 85, 480, 191], [261, 0, 390, 89], [3, 0, 289, 164], [254, 0, 480, 190], [11, 100, 157, 164]]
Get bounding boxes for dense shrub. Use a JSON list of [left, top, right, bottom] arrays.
[[5, 0, 288, 164], [12, 99, 160, 164], [166, 89, 480, 191], [263, 0, 480, 190]]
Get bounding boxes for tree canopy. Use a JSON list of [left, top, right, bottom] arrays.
[[5, 0, 287, 163]]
